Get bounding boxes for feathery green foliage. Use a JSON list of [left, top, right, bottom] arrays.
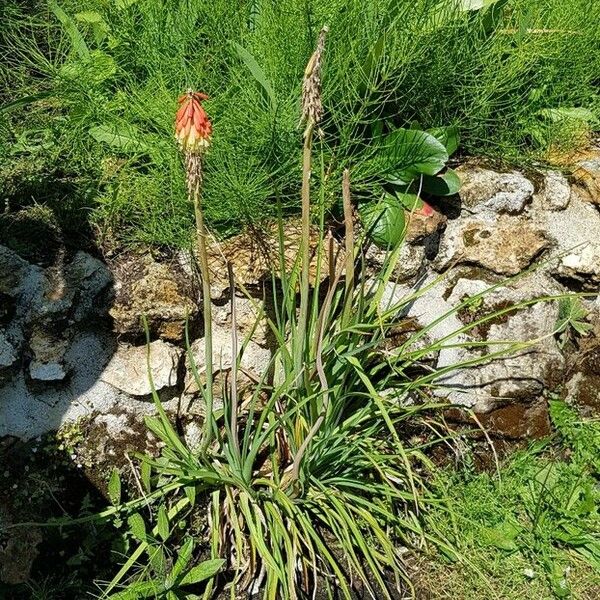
[[1, 0, 599, 247]]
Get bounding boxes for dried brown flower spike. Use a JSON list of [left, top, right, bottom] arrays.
[[301, 25, 328, 138]]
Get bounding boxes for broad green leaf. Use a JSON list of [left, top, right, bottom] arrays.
[[116, 0, 140, 8], [140, 460, 152, 493], [539, 107, 598, 124], [171, 538, 195, 580], [427, 125, 460, 156], [427, 0, 506, 31], [394, 192, 424, 211], [555, 297, 592, 336], [127, 513, 147, 542], [89, 124, 148, 152], [359, 195, 406, 249], [184, 485, 196, 507], [75, 13, 110, 44], [147, 544, 168, 577], [534, 463, 559, 490], [157, 504, 170, 542], [49, 1, 89, 61], [75, 11, 104, 23], [108, 468, 121, 505], [88, 50, 116, 83], [107, 579, 163, 599], [59, 51, 116, 85], [374, 128, 449, 185], [421, 169, 462, 196], [179, 559, 225, 586], [458, 0, 505, 10], [547, 562, 571, 598], [232, 42, 277, 109], [480, 522, 521, 551]]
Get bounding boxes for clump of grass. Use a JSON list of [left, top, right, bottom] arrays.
[[421, 399, 600, 599]]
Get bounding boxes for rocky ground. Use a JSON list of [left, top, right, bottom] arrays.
[[1, 147, 600, 587]]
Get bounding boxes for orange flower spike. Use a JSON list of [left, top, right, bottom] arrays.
[[175, 91, 212, 154]]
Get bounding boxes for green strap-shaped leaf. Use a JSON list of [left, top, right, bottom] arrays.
[[0, 92, 54, 114], [232, 42, 277, 110], [107, 579, 163, 599], [171, 537, 195, 580], [178, 559, 225, 586], [49, 1, 90, 61]]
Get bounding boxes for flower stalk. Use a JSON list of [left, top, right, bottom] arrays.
[[294, 25, 328, 386], [175, 90, 214, 454]]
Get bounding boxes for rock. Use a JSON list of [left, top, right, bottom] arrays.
[[537, 190, 600, 285], [447, 400, 552, 439], [184, 325, 271, 395], [378, 275, 467, 367], [555, 245, 600, 283], [0, 245, 30, 296], [0, 246, 110, 326], [0, 331, 182, 439], [571, 148, 600, 204], [565, 371, 600, 417], [0, 292, 14, 324], [0, 332, 18, 374], [0, 245, 190, 440], [60, 409, 165, 496], [28, 361, 68, 382], [434, 215, 550, 275], [109, 254, 199, 342], [183, 419, 203, 454], [0, 517, 42, 585], [538, 171, 571, 211], [456, 165, 534, 215], [66, 251, 113, 321], [206, 219, 343, 299], [384, 271, 566, 412], [211, 295, 269, 347], [101, 340, 182, 397], [28, 330, 69, 382], [365, 242, 426, 282], [477, 303, 563, 399], [439, 275, 564, 410], [404, 209, 447, 243], [564, 341, 600, 416]]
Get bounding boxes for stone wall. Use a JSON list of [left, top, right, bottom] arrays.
[[1, 148, 600, 442]]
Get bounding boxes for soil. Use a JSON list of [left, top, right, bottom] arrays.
[[0, 434, 119, 598]]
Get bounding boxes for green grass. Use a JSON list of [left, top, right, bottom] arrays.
[[1, 0, 599, 248], [420, 399, 600, 599]]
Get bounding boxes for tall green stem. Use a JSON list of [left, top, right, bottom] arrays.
[[294, 121, 315, 385], [192, 174, 214, 455]]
